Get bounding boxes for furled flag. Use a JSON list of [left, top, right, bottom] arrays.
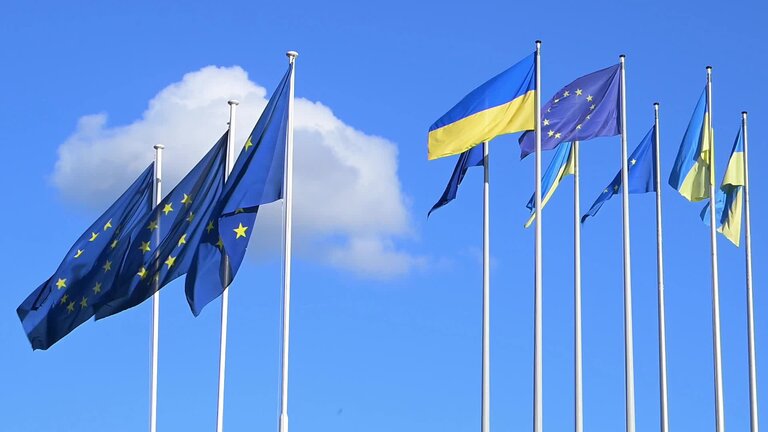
[[17, 164, 154, 349], [186, 62, 292, 315], [94, 134, 228, 319], [523, 141, 574, 227], [581, 125, 655, 223], [428, 144, 484, 217], [518, 64, 621, 158], [700, 128, 745, 246], [669, 88, 713, 202], [427, 53, 535, 160]]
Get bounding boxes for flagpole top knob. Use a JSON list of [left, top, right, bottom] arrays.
[[706, 65, 712, 71], [742, 111, 748, 115], [619, 54, 626, 59], [654, 102, 660, 107], [535, 39, 542, 44], [154, 144, 165, 150], [228, 99, 240, 106], [286, 51, 299, 60]]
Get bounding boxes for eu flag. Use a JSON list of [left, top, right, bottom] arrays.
[[17, 164, 154, 349], [94, 134, 228, 319], [518, 64, 621, 158], [581, 125, 656, 223], [428, 144, 484, 217], [186, 63, 292, 315]]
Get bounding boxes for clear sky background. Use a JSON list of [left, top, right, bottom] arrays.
[[1, 1, 766, 431]]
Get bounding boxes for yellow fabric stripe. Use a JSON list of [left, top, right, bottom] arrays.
[[678, 117, 713, 202], [428, 90, 535, 160], [524, 146, 575, 228], [722, 152, 745, 187], [719, 187, 743, 246]]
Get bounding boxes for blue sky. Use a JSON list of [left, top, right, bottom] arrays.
[[1, 1, 766, 431]]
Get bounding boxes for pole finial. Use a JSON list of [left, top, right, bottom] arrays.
[[287, 51, 299, 63], [742, 111, 748, 116], [228, 99, 240, 106], [154, 144, 165, 150], [654, 102, 660, 107]]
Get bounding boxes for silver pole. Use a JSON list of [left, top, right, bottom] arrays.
[[533, 39, 544, 432], [279, 50, 298, 432], [706, 66, 726, 432], [653, 103, 670, 432], [619, 55, 636, 432], [215, 99, 239, 432], [150, 144, 164, 432], [481, 140, 491, 432], [742, 111, 759, 432], [573, 141, 583, 432]]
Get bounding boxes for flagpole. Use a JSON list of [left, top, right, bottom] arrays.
[[653, 103, 670, 432], [533, 39, 544, 432], [573, 140, 583, 432], [215, 99, 239, 432], [279, 50, 298, 432], [618, 54, 636, 432], [706, 66, 725, 432], [481, 140, 490, 432], [742, 111, 759, 432], [150, 143, 164, 432]]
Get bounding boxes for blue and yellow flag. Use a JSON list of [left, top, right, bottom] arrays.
[[524, 141, 574, 227], [17, 164, 154, 349], [186, 63, 292, 315], [427, 53, 535, 160], [581, 125, 656, 223], [428, 144, 484, 217], [518, 64, 621, 158], [669, 88, 713, 202], [700, 128, 745, 246], [95, 134, 228, 319]]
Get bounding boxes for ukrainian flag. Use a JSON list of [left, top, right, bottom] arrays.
[[428, 53, 536, 160], [701, 128, 745, 246], [524, 141, 574, 227], [669, 88, 714, 201]]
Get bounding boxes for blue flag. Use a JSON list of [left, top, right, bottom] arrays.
[[581, 125, 656, 223], [524, 141, 574, 227], [186, 63, 292, 315], [428, 144, 484, 217], [95, 134, 228, 319], [17, 164, 154, 349], [519, 64, 621, 158]]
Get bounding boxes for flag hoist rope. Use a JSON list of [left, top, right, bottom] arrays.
[[150, 144, 164, 432], [215, 99, 239, 432]]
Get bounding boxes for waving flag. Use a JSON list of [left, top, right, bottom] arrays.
[[428, 144, 484, 217], [17, 164, 154, 349], [524, 141, 574, 227], [428, 53, 535, 160], [700, 128, 745, 246], [519, 64, 621, 158], [669, 88, 713, 202]]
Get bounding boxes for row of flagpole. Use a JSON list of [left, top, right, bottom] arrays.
[[145, 51, 297, 432], [427, 40, 759, 432]]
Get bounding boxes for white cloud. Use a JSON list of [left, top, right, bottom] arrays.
[[52, 65, 422, 278]]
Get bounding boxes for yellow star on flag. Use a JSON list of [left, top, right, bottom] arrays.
[[554, 132, 562, 139], [162, 203, 174, 215], [613, 184, 619, 192], [89, 232, 99, 242], [630, 159, 637, 166], [206, 220, 215, 233], [67, 301, 75, 313], [103, 219, 113, 231], [110, 239, 119, 249], [547, 130, 554, 137], [93, 282, 102, 294], [244, 138, 253, 151], [165, 255, 176, 269], [181, 194, 192, 206], [186, 212, 195, 222], [235, 208, 245, 214], [80, 297, 88, 309], [586, 95, 594, 102], [563, 90, 570, 97], [140, 241, 151, 254], [178, 234, 187, 247], [56, 278, 67, 289], [543, 119, 550, 126], [138, 267, 148, 279], [575, 89, 583, 96], [74, 249, 84, 258], [60, 294, 69, 305], [147, 220, 159, 231], [216, 237, 224, 250], [233, 223, 249, 239], [103, 260, 112, 272]]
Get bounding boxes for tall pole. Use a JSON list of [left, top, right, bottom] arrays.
[[279, 50, 298, 432], [618, 54, 636, 432], [573, 141, 583, 432], [481, 140, 491, 432], [742, 111, 759, 432], [150, 144, 164, 432], [653, 103, 670, 432], [533, 39, 544, 432], [706, 66, 726, 432], [215, 99, 239, 432]]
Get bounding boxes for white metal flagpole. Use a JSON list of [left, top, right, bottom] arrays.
[[150, 143, 164, 432], [533, 39, 544, 432], [279, 50, 298, 432], [653, 103, 670, 432], [742, 111, 759, 432], [573, 140, 583, 432], [706, 66, 726, 432], [481, 140, 490, 432], [618, 54, 636, 432], [215, 99, 239, 432]]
